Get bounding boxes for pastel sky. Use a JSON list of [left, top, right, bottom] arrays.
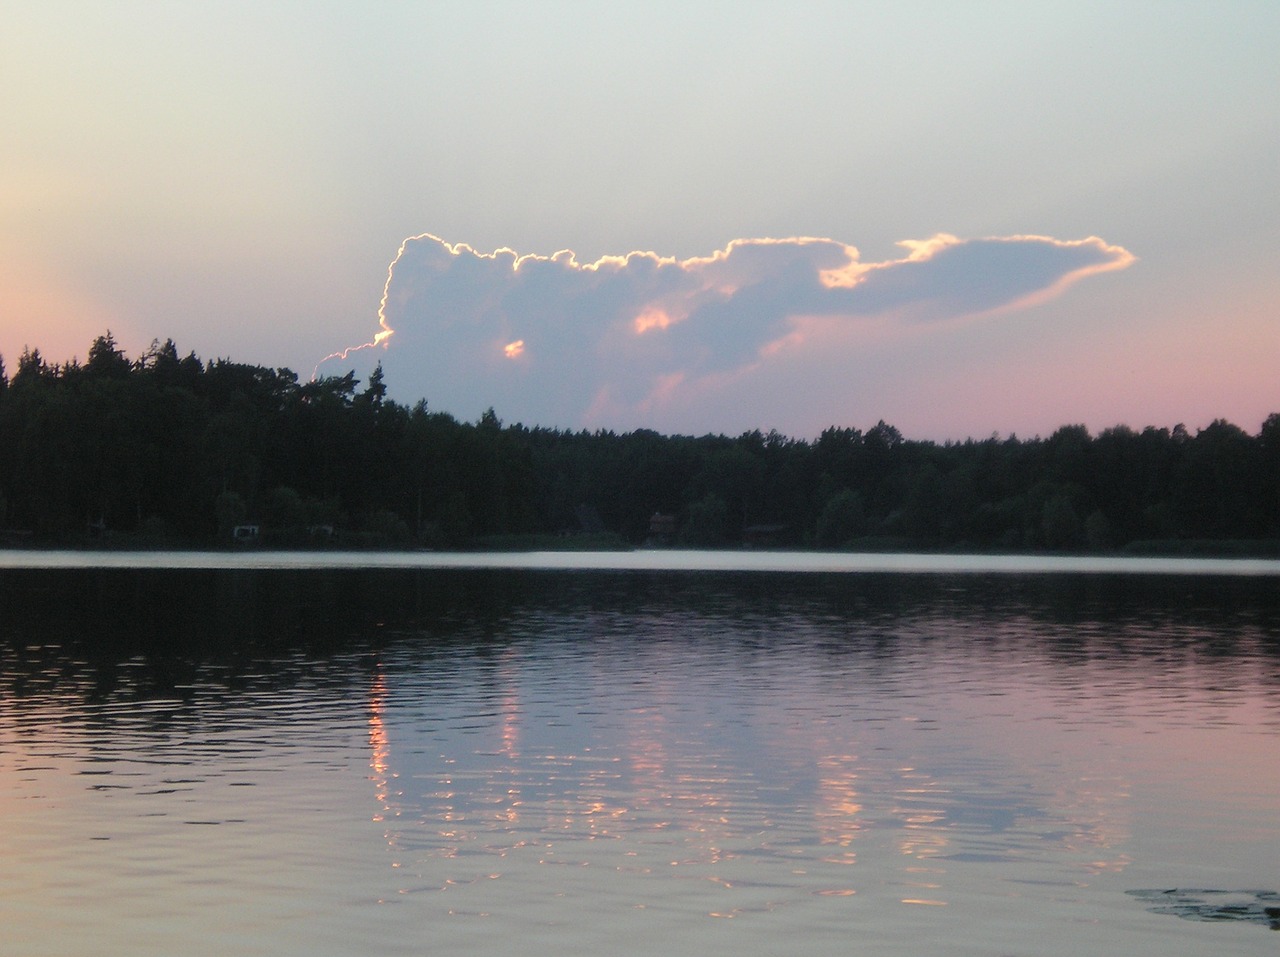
[[3, 1, 1276, 440]]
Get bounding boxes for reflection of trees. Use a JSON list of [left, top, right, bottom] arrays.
[[3, 565, 1272, 903]]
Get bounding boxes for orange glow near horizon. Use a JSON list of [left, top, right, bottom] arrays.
[[0, 250, 134, 367], [503, 339, 525, 358]]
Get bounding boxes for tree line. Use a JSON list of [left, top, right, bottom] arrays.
[[1, 334, 1276, 553]]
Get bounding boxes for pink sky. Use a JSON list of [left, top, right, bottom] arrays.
[[2, 4, 1276, 439]]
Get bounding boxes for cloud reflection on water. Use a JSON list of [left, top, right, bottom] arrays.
[[1, 566, 1278, 953]]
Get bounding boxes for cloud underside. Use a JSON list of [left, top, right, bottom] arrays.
[[351, 232, 1134, 429]]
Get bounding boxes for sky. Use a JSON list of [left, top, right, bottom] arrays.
[[2, 1, 1277, 440]]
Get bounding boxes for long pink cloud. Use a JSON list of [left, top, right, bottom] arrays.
[[321, 232, 1134, 430]]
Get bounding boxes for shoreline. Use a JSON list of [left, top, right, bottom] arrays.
[[3, 547, 1280, 577]]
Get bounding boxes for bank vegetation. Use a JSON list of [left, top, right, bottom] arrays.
[[1, 335, 1276, 555]]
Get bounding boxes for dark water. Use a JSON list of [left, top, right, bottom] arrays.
[[2, 561, 1278, 955]]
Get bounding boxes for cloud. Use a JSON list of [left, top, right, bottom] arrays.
[[322, 232, 1134, 432]]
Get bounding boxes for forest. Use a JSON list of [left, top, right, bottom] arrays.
[[0, 334, 1277, 554]]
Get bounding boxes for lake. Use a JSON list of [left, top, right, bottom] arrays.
[[2, 551, 1279, 955]]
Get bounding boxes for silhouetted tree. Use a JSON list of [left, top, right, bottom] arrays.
[[85, 332, 132, 380], [815, 488, 866, 546], [0, 331, 1274, 554], [680, 492, 730, 546]]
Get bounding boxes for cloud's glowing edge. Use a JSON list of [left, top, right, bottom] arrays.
[[314, 231, 1136, 381]]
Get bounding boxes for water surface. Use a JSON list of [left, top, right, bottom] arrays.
[[1, 561, 1278, 955]]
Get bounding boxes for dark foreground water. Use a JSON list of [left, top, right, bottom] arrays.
[[2, 555, 1279, 955]]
